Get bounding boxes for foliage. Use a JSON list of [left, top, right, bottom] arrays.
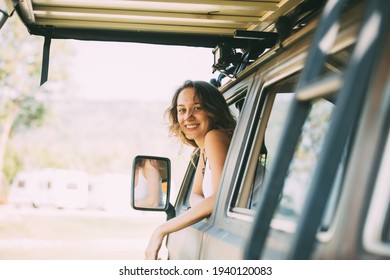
[[0, 16, 42, 96], [3, 145, 22, 184], [0, 13, 71, 194], [11, 96, 46, 133]]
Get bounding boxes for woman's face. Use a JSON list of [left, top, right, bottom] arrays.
[[176, 87, 212, 147]]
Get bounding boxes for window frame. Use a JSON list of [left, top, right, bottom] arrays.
[[363, 130, 390, 256], [227, 75, 299, 221]]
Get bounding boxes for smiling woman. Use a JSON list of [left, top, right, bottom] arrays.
[[142, 80, 236, 259]]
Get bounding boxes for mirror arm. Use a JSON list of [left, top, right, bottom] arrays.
[[165, 203, 176, 220]]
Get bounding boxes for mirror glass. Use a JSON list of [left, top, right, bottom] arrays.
[[132, 156, 170, 210]]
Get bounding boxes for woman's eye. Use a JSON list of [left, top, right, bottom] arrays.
[[178, 108, 186, 114], [194, 106, 202, 111]]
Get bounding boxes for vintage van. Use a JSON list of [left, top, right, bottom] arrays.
[[132, 0, 390, 260], [1, 0, 389, 259]]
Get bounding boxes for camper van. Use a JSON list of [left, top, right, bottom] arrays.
[[88, 173, 132, 212], [51, 169, 89, 209], [8, 168, 56, 208], [7, 168, 89, 209], [8, 170, 41, 207], [1, 0, 389, 259]]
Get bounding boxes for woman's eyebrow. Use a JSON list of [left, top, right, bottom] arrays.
[[177, 102, 201, 107]]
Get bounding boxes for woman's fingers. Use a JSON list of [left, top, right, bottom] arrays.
[[145, 229, 164, 260]]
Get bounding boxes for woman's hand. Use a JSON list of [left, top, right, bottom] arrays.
[[145, 227, 164, 260]]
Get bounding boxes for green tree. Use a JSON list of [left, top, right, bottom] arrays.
[[0, 14, 71, 202]]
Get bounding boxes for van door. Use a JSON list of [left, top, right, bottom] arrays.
[[200, 71, 298, 259]]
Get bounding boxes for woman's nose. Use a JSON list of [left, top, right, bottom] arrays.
[[184, 107, 194, 120]]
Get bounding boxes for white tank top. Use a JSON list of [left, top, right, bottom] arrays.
[[134, 170, 148, 200], [202, 160, 213, 198], [134, 169, 164, 205]]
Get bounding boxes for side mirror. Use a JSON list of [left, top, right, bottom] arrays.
[[131, 155, 175, 220]]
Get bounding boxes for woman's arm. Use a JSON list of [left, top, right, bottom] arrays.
[[189, 153, 206, 207], [145, 192, 217, 259], [190, 130, 230, 206], [204, 130, 231, 196], [145, 129, 231, 259]]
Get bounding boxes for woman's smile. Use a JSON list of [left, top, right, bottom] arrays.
[[185, 124, 199, 129]]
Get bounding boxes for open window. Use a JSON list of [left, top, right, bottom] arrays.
[[229, 76, 297, 218], [176, 86, 248, 212], [258, 96, 335, 258]]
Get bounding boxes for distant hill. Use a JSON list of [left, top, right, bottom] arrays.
[[10, 98, 192, 184]]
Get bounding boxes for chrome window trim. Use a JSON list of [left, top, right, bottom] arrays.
[[363, 131, 390, 256]]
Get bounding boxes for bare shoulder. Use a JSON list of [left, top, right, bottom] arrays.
[[205, 129, 231, 147], [204, 129, 231, 168]]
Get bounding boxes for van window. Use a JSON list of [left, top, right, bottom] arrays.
[[261, 97, 335, 258], [226, 85, 248, 120], [246, 92, 295, 210], [230, 79, 296, 215], [180, 90, 247, 210], [230, 97, 245, 120], [274, 98, 334, 221], [17, 181, 25, 188]]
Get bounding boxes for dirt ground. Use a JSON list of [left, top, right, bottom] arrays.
[[0, 204, 166, 260]]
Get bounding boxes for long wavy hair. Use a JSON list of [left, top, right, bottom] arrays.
[[166, 80, 236, 148]]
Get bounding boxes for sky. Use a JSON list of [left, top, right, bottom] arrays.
[[65, 40, 217, 102]]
